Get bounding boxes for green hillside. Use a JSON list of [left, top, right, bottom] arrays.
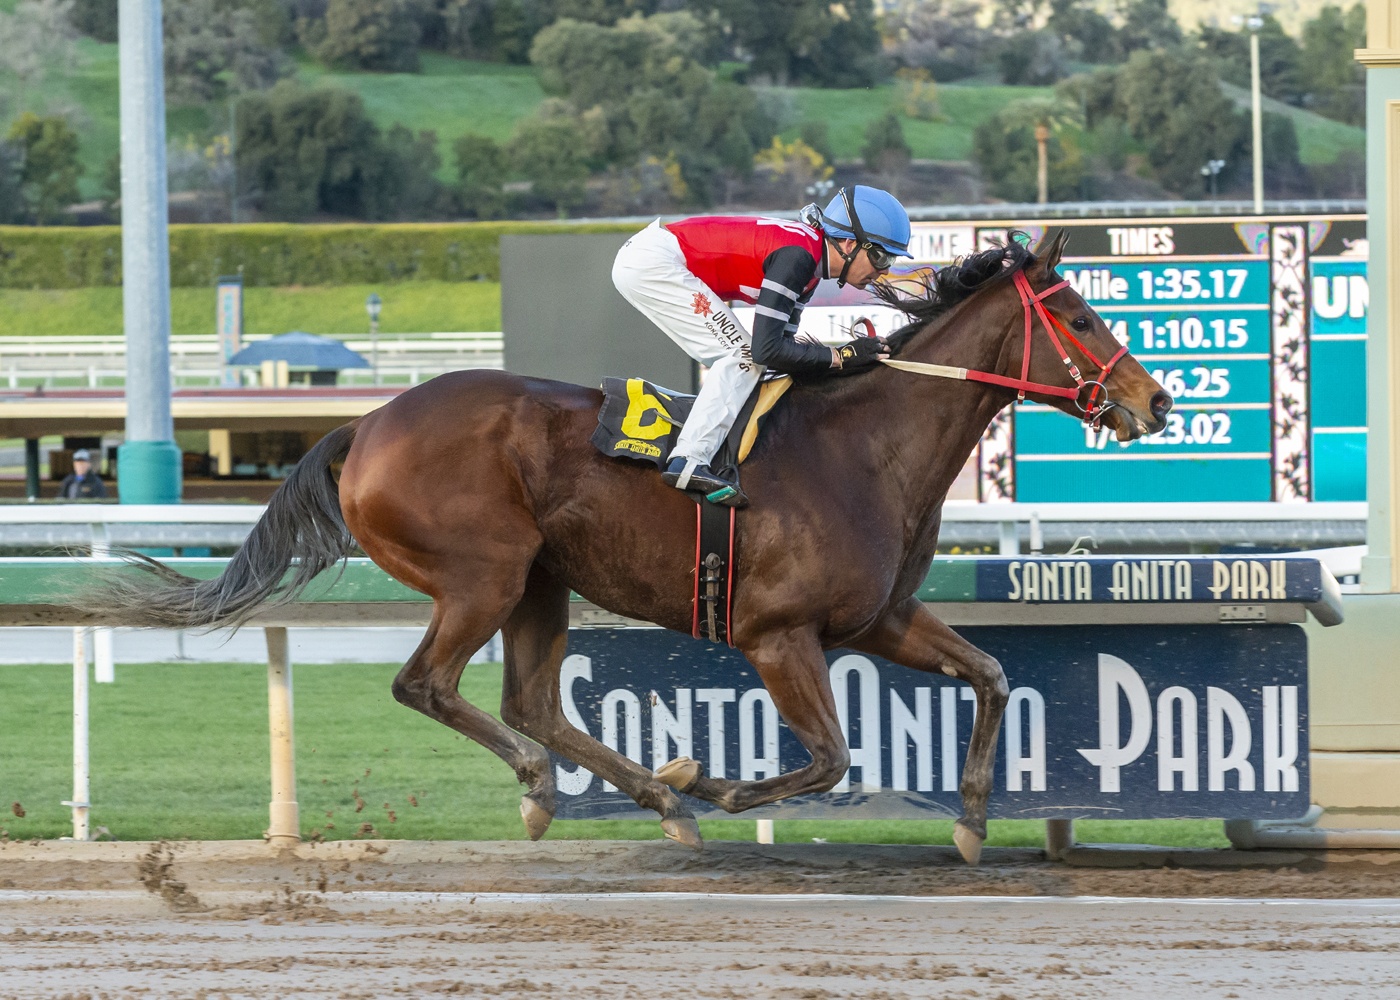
[[2, 40, 1366, 202]]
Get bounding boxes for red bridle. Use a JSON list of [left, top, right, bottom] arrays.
[[879, 268, 1130, 426], [965, 271, 1128, 424], [1015, 270, 1129, 423]]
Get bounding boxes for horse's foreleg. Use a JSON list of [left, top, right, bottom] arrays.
[[390, 594, 554, 840], [499, 562, 702, 849], [849, 596, 1008, 865], [658, 628, 852, 814]]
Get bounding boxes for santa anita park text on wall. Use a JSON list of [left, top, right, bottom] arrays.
[[782, 215, 1368, 504]]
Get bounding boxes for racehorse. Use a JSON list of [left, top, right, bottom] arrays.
[[86, 230, 1169, 865]]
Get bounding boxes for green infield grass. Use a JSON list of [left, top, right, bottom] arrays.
[[0, 281, 501, 337], [0, 659, 1230, 848]]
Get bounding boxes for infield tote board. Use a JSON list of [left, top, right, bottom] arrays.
[[785, 215, 1367, 503], [551, 555, 1321, 823]]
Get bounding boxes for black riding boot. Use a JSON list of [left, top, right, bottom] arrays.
[[661, 457, 749, 508]]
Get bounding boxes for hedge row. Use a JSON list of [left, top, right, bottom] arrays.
[[0, 221, 637, 289]]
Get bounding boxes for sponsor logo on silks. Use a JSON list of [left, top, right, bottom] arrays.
[[692, 292, 712, 316], [614, 439, 663, 457], [705, 311, 745, 349]]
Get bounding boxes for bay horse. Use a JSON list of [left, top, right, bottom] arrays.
[[88, 230, 1169, 864]]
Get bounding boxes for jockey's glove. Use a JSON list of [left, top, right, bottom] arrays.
[[833, 336, 887, 373]]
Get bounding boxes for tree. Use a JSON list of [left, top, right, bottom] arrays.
[[454, 133, 508, 217], [236, 82, 408, 219], [164, 0, 293, 103], [0, 0, 80, 113], [972, 97, 1085, 202], [1115, 48, 1245, 195], [754, 136, 831, 206], [0, 140, 25, 224], [690, 0, 882, 87], [1261, 110, 1304, 192], [1197, 15, 1303, 105], [554, 0, 655, 24], [382, 125, 449, 218], [71, 0, 117, 41], [426, 0, 555, 62], [798, 120, 834, 166], [1299, 4, 1366, 125], [525, 13, 776, 206], [317, 0, 422, 71], [507, 115, 588, 216], [997, 29, 1068, 85], [1116, 0, 1180, 56], [99, 151, 121, 219], [884, 0, 989, 81], [6, 112, 84, 224], [1047, 0, 1119, 64], [861, 112, 912, 193]]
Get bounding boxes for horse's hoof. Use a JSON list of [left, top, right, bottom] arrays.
[[520, 796, 553, 841], [661, 815, 704, 851], [656, 757, 703, 792], [953, 822, 984, 866]]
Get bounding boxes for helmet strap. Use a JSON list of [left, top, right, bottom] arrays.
[[829, 236, 859, 288], [826, 186, 867, 288]]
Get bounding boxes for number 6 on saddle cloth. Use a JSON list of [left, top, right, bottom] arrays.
[[590, 375, 793, 646]]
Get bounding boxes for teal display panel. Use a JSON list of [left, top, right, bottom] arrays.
[[904, 217, 1368, 502], [1310, 251, 1368, 501], [1018, 245, 1273, 500]]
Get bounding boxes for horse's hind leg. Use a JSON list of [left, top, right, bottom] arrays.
[[499, 562, 703, 848], [390, 598, 555, 840]]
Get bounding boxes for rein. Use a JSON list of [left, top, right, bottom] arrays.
[[880, 269, 1129, 426]]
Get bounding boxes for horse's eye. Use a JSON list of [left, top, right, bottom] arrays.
[[1072, 316, 1091, 331]]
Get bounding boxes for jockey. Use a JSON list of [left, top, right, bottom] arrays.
[[611, 185, 913, 507]]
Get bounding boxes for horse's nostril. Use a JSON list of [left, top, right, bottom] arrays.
[[1150, 391, 1173, 421]]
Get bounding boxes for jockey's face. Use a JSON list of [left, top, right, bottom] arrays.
[[829, 238, 890, 288]]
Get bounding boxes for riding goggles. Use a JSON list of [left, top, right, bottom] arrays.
[[862, 242, 896, 271]]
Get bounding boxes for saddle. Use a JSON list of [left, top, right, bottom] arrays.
[[589, 375, 792, 483], [590, 376, 793, 645]]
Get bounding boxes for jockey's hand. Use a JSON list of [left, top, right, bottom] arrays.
[[832, 336, 889, 373]]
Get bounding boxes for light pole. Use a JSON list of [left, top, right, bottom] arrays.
[[117, 0, 181, 504], [1200, 158, 1226, 199], [1235, 14, 1265, 213], [365, 292, 381, 386]]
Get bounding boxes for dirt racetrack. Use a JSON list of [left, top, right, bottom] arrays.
[[1, 839, 1398, 999]]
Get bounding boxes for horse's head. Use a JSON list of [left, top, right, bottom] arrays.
[[878, 230, 1171, 441], [1019, 230, 1171, 441]]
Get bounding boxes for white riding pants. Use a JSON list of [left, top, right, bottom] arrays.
[[612, 220, 765, 468]]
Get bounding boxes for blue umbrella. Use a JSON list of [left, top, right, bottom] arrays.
[[229, 332, 371, 370]]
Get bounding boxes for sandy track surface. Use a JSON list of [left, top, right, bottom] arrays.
[[1, 840, 1398, 998]]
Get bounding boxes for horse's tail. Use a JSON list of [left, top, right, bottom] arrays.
[[76, 422, 358, 630]]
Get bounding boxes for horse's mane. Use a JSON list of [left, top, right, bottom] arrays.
[[873, 235, 1036, 355]]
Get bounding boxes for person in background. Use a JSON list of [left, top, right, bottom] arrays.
[[59, 449, 108, 500]]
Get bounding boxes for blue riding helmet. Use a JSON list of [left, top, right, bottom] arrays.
[[819, 186, 913, 259]]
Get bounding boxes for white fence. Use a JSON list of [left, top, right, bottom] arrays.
[[0, 332, 504, 389]]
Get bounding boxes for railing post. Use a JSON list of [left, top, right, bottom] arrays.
[[265, 626, 300, 848], [998, 519, 1019, 556], [1045, 818, 1075, 860], [61, 629, 91, 841], [90, 523, 115, 683]]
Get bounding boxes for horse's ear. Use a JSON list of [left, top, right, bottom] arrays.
[[1035, 229, 1070, 274]]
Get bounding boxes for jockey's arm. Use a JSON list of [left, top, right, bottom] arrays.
[[749, 247, 836, 374]]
